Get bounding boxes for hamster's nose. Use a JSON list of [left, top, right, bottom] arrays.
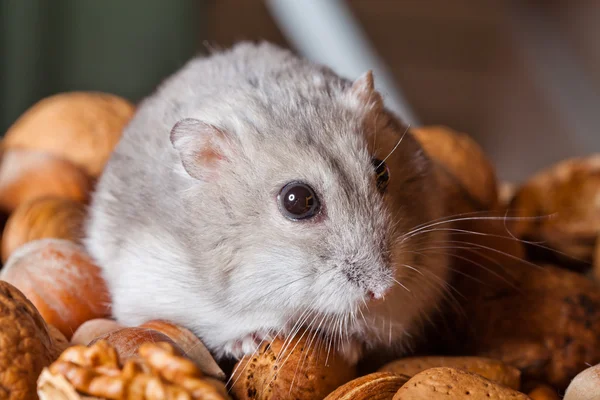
[[365, 271, 395, 301], [367, 286, 388, 301]]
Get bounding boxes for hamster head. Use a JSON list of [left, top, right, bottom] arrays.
[[169, 66, 448, 359]]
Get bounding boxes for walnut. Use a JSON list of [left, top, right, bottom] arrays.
[[508, 154, 600, 266], [451, 262, 600, 390], [37, 341, 229, 400], [0, 280, 68, 400]]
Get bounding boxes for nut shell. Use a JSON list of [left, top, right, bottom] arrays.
[[3, 91, 135, 177], [2, 196, 86, 262], [37, 368, 99, 400], [379, 356, 521, 390], [593, 235, 600, 282], [0, 150, 91, 214], [140, 320, 225, 380], [508, 154, 600, 264], [323, 372, 408, 400], [528, 384, 560, 400], [563, 363, 600, 400], [231, 332, 356, 400], [70, 318, 124, 346], [38, 341, 228, 400], [0, 280, 69, 400], [0, 238, 111, 339], [88, 327, 179, 365], [452, 262, 600, 390], [411, 125, 498, 212], [392, 367, 530, 400]]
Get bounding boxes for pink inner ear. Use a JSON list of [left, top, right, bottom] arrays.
[[170, 118, 229, 180], [196, 146, 224, 167], [188, 132, 228, 180]]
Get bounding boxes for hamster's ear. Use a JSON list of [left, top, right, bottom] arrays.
[[170, 118, 230, 180], [349, 70, 384, 111]]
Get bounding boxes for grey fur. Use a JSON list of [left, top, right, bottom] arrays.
[[84, 41, 450, 363]]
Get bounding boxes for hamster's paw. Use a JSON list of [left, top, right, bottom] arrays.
[[224, 331, 273, 359], [337, 338, 363, 365]]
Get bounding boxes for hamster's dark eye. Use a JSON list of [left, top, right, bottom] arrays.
[[278, 182, 320, 220], [372, 158, 390, 193]]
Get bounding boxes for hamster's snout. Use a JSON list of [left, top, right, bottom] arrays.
[[340, 257, 394, 301], [365, 278, 393, 301]]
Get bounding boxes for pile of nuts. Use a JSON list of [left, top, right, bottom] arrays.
[[0, 91, 599, 399]]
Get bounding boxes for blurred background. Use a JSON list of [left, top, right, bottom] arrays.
[[1, 0, 599, 183]]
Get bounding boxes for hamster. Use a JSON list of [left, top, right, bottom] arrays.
[[84, 41, 450, 364]]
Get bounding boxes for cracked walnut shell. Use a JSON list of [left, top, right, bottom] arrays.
[[37, 341, 228, 400], [0, 280, 69, 400], [508, 154, 600, 264]]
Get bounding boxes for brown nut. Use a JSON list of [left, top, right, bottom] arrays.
[[88, 327, 181, 365], [508, 154, 600, 266], [38, 341, 228, 400], [0, 280, 69, 400], [449, 211, 527, 283], [392, 367, 531, 399], [231, 331, 356, 400], [140, 320, 225, 380], [411, 125, 498, 213], [37, 368, 98, 400], [451, 262, 600, 390], [70, 318, 124, 346], [528, 384, 560, 400], [323, 372, 408, 400], [379, 356, 521, 390], [0, 150, 91, 214], [3, 91, 135, 177], [593, 235, 600, 282], [86, 322, 224, 381], [0, 238, 111, 339], [2, 197, 86, 262]]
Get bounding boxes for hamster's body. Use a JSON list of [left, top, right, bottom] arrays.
[[85, 42, 450, 363]]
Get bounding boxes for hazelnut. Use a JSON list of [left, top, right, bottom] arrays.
[[0, 238, 111, 339], [2, 196, 86, 262], [0, 150, 91, 214], [3, 91, 135, 177]]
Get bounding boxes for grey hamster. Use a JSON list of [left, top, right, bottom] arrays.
[[84, 41, 450, 364]]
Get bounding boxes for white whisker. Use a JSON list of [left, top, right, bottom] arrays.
[[378, 124, 410, 168]]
